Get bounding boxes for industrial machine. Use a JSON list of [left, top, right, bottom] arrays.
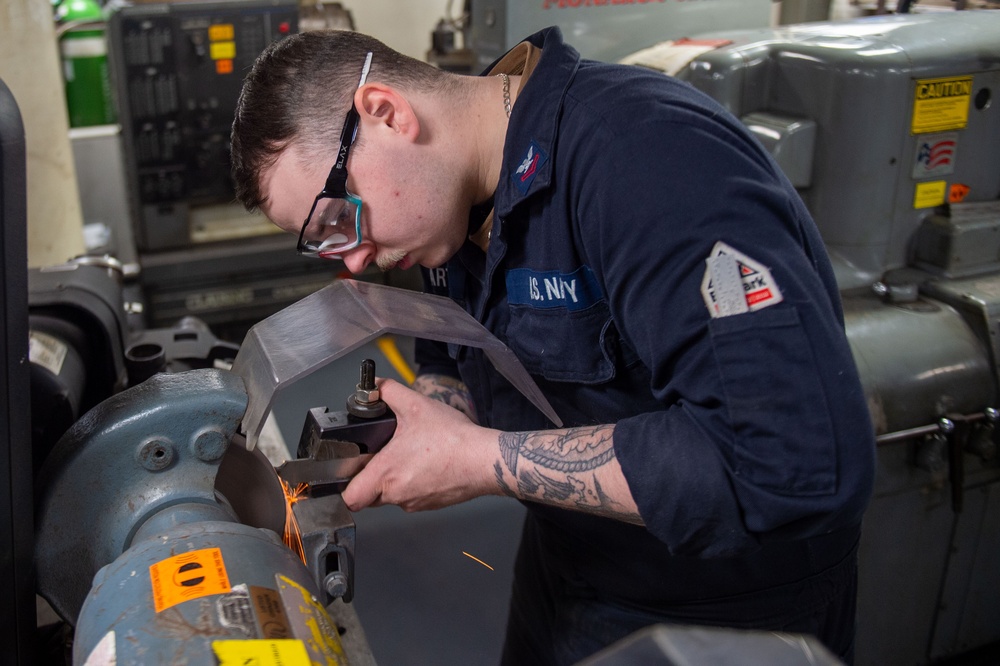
[[27, 268, 562, 663], [105, 0, 357, 336], [622, 10, 1000, 664], [467, 0, 775, 70]]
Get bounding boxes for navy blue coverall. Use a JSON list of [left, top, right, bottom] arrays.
[[417, 26, 876, 665]]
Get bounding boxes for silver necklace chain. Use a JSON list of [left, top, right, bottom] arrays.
[[498, 73, 511, 118]]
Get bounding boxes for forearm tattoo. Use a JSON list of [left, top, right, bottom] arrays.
[[495, 427, 642, 525], [412, 374, 477, 422]]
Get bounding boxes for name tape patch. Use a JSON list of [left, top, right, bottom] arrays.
[[701, 242, 783, 318], [507, 265, 602, 311]]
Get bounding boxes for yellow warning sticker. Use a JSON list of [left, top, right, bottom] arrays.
[[210, 41, 236, 61], [911, 76, 973, 134], [276, 575, 348, 665], [150, 547, 231, 613], [212, 639, 311, 665], [914, 180, 948, 209]]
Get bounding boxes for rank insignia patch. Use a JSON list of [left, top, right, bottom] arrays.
[[512, 141, 547, 194]]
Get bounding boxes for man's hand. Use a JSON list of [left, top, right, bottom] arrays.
[[340, 378, 645, 525], [341, 378, 496, 512]]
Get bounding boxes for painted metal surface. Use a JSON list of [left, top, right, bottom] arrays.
[[470, 0, 773, 69], [35, 369, 248, 622], [843, 293, 995, 436], [33, 367, 367, 664], [679, 12, 1000, 290]]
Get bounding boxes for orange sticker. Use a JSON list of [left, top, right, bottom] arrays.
[[949, 183, 971, 203], [216, 59, 234, 75], [150, 547, 231, 613], [208, 24, 234, 42]]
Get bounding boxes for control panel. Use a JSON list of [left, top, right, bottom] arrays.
[[108, 0, 298, 251]]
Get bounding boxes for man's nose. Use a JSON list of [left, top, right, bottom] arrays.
[[340, 244, 373, 274]]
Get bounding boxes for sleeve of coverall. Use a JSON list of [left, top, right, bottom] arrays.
[[573, 112, 873, 557]]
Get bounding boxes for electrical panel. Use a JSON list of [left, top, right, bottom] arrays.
[[108, 0, 298, 251]]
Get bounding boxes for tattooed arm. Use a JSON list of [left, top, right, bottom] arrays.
[[411, 373, 477, 424], [341, 379, 642, 526], [493, 426, 643, 525]]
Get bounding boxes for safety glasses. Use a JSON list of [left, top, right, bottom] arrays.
[[296, 51, 373, 258]]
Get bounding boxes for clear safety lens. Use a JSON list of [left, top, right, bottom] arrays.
[[299, 195, 362, 256]]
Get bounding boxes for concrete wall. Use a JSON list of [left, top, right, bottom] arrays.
[[340, 0, 450, 60], [0, 0, 86, 268]]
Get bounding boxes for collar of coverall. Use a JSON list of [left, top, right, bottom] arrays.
[[468, 41, 543, 253]]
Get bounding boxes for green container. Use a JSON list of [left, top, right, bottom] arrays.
[[57, 0, 116, 127]]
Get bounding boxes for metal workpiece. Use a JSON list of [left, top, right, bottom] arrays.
[[233, 279, 563, 451], [276, 357, 399, 493], [278, 402, 398, 492], [35, 368, 249, 622]]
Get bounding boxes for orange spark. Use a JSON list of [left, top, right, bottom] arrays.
[[462, 551, 494, 571], [281, 478, 308, 563]]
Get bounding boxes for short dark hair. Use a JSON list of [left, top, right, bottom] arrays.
[[231, 30, 455, 212]]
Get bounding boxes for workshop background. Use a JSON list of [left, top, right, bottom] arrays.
[[4, 0, 1000, 664]]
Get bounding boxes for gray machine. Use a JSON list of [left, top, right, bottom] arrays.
[[468, 0, 774, 69], [644, 10, 1000, 665]]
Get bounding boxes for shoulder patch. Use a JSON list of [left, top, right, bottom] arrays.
[[701, 242, 783, 318], [512, 141, 548, 194]]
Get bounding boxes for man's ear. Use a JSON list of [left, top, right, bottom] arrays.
[[356, 84, 420, 142]]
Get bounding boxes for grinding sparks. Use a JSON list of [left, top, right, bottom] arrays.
[[462, 551, 494, 571], [282, 479, 308, 563]]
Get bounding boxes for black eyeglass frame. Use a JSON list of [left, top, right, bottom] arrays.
[[296, 51, 373, 257]]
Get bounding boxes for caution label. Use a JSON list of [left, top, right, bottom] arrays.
[[150, 547, 231, 613], [911, 76, 973, 134], [914, 180, 948, 209]]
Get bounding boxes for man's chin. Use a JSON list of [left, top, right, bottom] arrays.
[[376, 251, 409, 272]]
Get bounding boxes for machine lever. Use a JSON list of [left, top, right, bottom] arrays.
[[943, 416, 970, 513]]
